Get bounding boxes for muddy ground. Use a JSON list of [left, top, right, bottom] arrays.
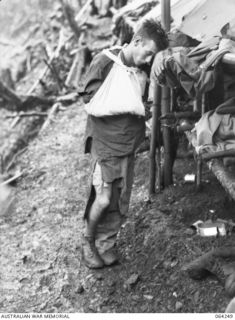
[[1, 98, 235, 313]]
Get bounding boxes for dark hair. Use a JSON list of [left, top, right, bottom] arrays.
[[133, 18, 169, 51]]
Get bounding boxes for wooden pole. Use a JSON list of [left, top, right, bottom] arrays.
[[161, 0, 171, 31], [155, 85, 162, 192], [196, 155, 202, 191], [149, 83, 162, 195], [161, 0, 172, 187]]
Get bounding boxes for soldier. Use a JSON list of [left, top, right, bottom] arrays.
[[81, 19, 168, 268]]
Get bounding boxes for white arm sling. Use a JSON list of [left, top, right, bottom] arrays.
[[85, 48, 147, 117]]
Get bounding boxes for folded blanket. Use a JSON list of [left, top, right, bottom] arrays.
[[191, 98, 235, 167]]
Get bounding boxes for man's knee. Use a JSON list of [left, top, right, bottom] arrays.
[[95, 193, 110, 210]]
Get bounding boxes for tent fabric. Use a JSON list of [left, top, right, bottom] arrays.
[[141, 0, 203, 31], [179, 0, 235, 41], [141, 0, 235, 42]]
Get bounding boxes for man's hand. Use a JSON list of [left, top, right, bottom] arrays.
[[148, 49, 172, 101], [218, 38, 235, 53], [152, 50, 167, 78]]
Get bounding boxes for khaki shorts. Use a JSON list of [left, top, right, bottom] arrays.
[[92, 155, 134, 214]]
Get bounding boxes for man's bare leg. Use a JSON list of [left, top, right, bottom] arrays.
[[95, 180, 122, 266], [82, 184, 112, 269]]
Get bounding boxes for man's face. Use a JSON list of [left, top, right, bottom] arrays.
[[132, 37, 158, 67]]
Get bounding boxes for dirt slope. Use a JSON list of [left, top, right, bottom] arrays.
[[1, 98, 235, 313]]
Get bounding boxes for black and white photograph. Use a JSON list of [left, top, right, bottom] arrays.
[[1, 0, 235, 316]]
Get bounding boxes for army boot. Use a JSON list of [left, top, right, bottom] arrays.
[[81, 235, 104, 269]]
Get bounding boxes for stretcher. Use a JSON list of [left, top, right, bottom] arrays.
[[150, 52, 235, 200]]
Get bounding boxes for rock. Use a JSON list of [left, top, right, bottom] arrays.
[[88, 297, 101, 312], [37, 207, 46, 216], [61, 284, 73, 299], [22, 255, 29, 264], [175, 301, 183, 310], [170, 259, 178, 268], [193, 291, 200, 304], [76, 283, 84, 294], [143, 294, 154, 300], [131, 295, 139, 301], [32, 203, 38, 210], [95, 273, 103, 281], [163, 261, 171, 269], [184, 228, 195, 235], [198, 303, 204, 311], [125, 255, 132, 261], [169, 274, 178, 282], [88, 305, 97, 312], [101, 297, 110, 305], [86, 274, 93, 280], [140, 304, 149, 312], [126, 273, 139, 286], [107, 287, 115, 295], [107, 279, 116, 287]]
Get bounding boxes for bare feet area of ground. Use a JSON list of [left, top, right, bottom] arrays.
[[1, 0, 235, 314]]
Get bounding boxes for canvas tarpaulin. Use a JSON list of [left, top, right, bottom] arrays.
[[142, 0, 235, 42], [179, 0, 235, 41]]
